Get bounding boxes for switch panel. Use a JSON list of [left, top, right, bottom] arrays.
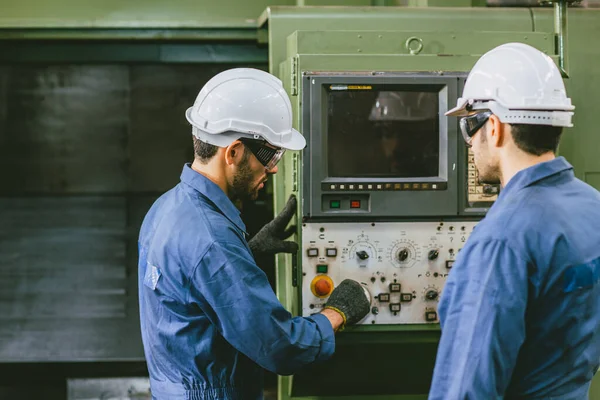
[[301, 221, 476, 325]]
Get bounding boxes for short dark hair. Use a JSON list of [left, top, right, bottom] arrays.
[[509, 124, 563, 156], [193, 136, 219, 163]]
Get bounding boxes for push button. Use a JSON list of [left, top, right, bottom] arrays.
[[425, 311, 438, 322], [325, 248, 338, 257], [378, 293, 390, 302], [307, 248, 319, 258], [400, 293, 413, 302], [350, 200, 361, 209], [310, 276, 334, 298], [389, 283, 401, 292]]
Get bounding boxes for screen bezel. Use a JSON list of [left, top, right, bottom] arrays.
[[302, 73, 462, 218], [323, 83, 448, 182]]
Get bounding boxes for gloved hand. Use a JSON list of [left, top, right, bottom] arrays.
[[248, 194, 299, 256], [323, 279, 371, 329]]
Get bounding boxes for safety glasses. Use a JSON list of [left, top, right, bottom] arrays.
[[459, 111, 492, 147], [240, 138, 285, 170]]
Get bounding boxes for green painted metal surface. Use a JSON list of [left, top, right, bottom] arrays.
[[260, 6, 535, 72], [0, 42, 268, 63], [532, 9, 600, 193], [408, 0, 484, 5], [299, 0, 373, 5], [266, 5, 600, 400], [0, 28, 260, 41], [0, 0, 295, 29]]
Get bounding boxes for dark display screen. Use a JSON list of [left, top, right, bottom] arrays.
[[327, 86, 440, 178]]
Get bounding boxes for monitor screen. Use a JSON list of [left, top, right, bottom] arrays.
[[327, 86, 440, 178]]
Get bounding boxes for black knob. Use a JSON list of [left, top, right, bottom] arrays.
[[397, 249, 409, 262], [428, 249, 439, 260], [356, 250, 369, 260], [425, 290, 439, 301]]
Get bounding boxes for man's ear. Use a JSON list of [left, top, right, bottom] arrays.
[[488, 114, 505, 148], [224, 140, 245, 166]]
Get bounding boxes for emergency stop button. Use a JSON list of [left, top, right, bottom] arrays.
[[310, 276, 334, 298]]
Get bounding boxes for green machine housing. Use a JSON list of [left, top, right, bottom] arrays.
[[260, 5, 600, 400]]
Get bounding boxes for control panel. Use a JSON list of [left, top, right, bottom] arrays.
[[302, 221, 477, 325]]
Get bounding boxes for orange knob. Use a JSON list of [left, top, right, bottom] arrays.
[[311, 276, 334, 298]]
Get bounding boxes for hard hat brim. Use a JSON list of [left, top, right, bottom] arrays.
[[445, 98, 469, 117], [283, 128, 306, 151]]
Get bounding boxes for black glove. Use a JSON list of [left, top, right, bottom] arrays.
[[248, 194, 299, 256], [324, 279, 371, 329]]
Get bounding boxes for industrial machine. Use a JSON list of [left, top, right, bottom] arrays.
[[0, 1, 599, 399], [260, 2, 600, 399]]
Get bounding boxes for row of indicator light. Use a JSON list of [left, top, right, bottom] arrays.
[[327, 183, 441, 191]]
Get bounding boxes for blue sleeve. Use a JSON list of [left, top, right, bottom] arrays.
[[429, 239, 528, 400], [188, 240, 335, 376]]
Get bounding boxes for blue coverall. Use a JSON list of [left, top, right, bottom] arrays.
[[430, 157, 600, 399], [138, 164, 335, 399]]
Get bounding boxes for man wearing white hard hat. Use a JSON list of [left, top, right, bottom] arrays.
[[429, 43, 600, 399], [137, 68, 370, 399]]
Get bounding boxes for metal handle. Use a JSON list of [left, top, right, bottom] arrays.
[[405, 36, 424, 55]]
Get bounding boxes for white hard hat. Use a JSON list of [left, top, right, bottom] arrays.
[[185, 68, 306, 150], [369, 92, 438, 122], [446, 42, 574, 127]]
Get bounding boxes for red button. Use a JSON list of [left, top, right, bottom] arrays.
[[350, 200, 361, 208], [314, 278, 332, 297]]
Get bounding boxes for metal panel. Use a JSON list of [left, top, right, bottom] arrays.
[[0, 42, 268, 63], [0, 66, 128, 194], [0, 0, 295, 29], [260, 7, 536, 72], [68, 378, 151, 399], [288, 30, 553, 56], [0, 196, 137, 361], [532, 9, 600, 191]]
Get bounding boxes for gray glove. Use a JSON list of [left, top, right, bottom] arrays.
[[248, 194, 298, 256], [324, 279, 371, 328]]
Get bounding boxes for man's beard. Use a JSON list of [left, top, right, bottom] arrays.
[[230, 154, 258, 202]]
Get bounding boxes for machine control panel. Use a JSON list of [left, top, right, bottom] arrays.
[[302, 221, 477, 325]]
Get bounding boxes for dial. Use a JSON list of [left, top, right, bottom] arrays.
[[423, 285, 440, 302], [428, 249, 439, 261], [389, 240, 420, 268], [348, 241, 377, 267]]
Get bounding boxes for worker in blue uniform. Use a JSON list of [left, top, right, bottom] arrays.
[[137, 68, 371, 400], [429, 43, 600, 400]]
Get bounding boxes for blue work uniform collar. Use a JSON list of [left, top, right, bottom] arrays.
[[500, 156, 573, 197], [180, 163, 247, 236]]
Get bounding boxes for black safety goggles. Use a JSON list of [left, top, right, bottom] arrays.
[[239, 138, 285, 170], [459, 111, 492, 147]]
